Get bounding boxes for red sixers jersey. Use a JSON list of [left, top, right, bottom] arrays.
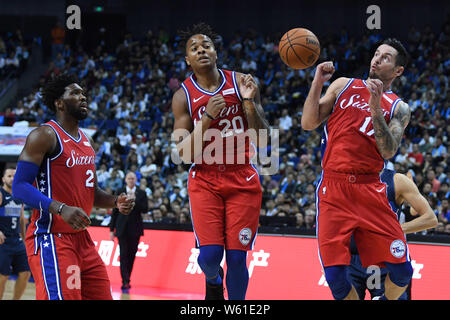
[[181, 69, 252, 165], [28, 120, 96, 237], [321, 78, 402, 174]]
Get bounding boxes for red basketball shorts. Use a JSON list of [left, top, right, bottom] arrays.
[[316, 171, 410, 268], [26, 230, 112, 300], [188, 164, 262, 251]]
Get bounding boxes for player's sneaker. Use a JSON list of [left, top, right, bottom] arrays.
[[205, 266, 225, 300], [121, 283, 131, 292]]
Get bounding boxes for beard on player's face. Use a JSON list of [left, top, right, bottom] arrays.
[[59, 84, 88, 121], [368, 68, 398, 85], [65, 101, 88, 120], [369, 71, 380, 80]]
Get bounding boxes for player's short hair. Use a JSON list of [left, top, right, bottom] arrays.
[[178, 22, 219, 51], [382, 38, 409, 68], [41, 73, 78, 112], [2, 165, 16, 177]]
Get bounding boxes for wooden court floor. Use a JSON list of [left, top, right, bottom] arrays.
[[2, 279, 202, 300], [2, 280, 36, 300]]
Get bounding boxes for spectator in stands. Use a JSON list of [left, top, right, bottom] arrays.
[[395, 146, 412, 167], [44, 61, 60, 80], [445, 224, 450, 234], [177, 209, 189, 224], [304, 209, 316, 229], [241, 56, 257, 73], [437, 182, 450, 199], [433, 222, 445, 234], [169, 186, 183, 204], [408, 143, 424, 168], [97, 164, 110, 189], [265, 199, 277, 217], [54, 52, 66, 69], [140, 156, 157, 178], [431, 136, 447, 158], [438, 199, 450, 224], [436, 165, 447, 183], [106, 169, 123, 191], [295, 212, 305, 229], [279, 109, 293, 131], [5, 51, 19, 75], [418, 131, 435, 154], [51, 21, 65, 59], [280, 173, 297, 195], [151, 208, 163, 223], [427, 169, 441, 193]]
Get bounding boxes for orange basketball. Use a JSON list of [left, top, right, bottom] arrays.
[[278, 28, 320, 69]]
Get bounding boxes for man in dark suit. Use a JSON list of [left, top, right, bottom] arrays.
[[110, 171, 148, 291]]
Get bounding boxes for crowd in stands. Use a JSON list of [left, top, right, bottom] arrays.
[[4, 16, 450, 236], [0, 29, 30, 81], [0, 29, 32, 127]]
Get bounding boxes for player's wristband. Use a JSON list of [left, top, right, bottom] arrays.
[[242, 97, 255, 103], [57, 203, 66, 215], [12, 160, 53, 213], [204, 111, 216, 120]]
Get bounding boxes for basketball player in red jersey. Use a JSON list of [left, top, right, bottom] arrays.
[[172, 23, 269, 300], [12, 74, 135, 300], [301, 39, 413, 300]]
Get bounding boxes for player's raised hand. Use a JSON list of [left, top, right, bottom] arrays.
[[406, 170, 414, 181], [0, 230, 5, 245], [238, 74, 257, 99], [366, 78, 383, 109], [116, 192, 135, 215], [314, 61, 335, 84], [205, 94, 226, 119], [60, 205, 91, 230]]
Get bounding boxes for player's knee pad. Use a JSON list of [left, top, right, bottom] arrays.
[[197, 245, 224, 276], [323, 265, 352, 300], [385, 261, 413, 287]]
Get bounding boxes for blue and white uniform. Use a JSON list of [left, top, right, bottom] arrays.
[[0, 187, 30, 276]]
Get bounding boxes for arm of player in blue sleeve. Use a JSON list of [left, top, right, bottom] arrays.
[[12, 160, 53, 213]]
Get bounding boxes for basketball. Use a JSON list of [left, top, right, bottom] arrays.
[[278, 28, 321, 69]]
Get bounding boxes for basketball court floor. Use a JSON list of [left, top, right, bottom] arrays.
[[2, 279, 202, 300]]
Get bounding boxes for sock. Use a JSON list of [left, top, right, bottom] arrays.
[[197, 245, 224, 285], [225, 250, 249, 300]]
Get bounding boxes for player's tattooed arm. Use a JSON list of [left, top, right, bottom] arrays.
[[372, 101, 410, 159]]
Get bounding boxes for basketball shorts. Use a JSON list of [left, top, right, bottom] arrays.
[[316, 171, 410, 268], [25, 229, 112, 300], [188, 164, 262, 251], [0, 236, 30, 275]]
